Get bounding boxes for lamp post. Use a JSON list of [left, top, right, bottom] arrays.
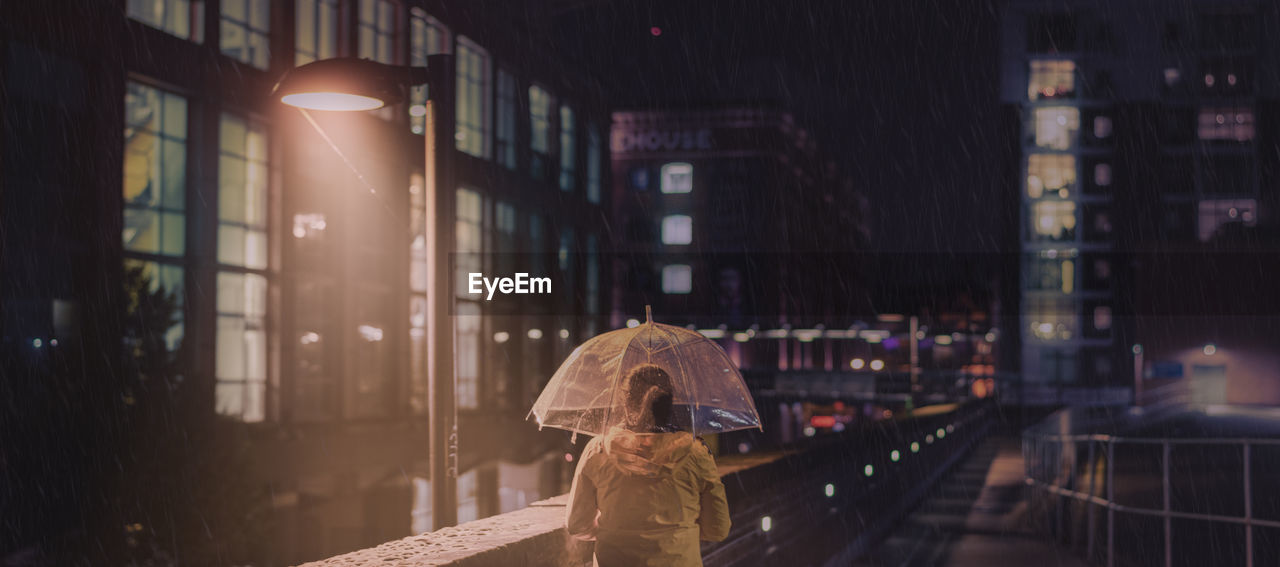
[[274, 55, 458, 529]]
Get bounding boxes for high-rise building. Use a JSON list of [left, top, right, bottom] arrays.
[[2, 2, 611, 563], [999, 0, 1280, 403], [610, 104, 871, 372]]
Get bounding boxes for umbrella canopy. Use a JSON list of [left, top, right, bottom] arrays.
[[529, 308, 762, 437]]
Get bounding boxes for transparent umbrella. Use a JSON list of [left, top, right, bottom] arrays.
[[529, 307, 763, 438]]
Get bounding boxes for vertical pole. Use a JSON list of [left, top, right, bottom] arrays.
[[1107, 441, 1115, 567], [1162, 441, 1172, 567], [1244, 442, 1253, 567], [425, 53, 458, 530]]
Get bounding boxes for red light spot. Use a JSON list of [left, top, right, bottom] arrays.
[[833, 401, 845, 411], [810, 415, 836, 428], [650, 26, 662, 37], [564, 452, 574, 462]]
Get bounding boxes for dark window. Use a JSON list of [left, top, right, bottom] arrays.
[[1199, 14, 1255, 51], [1161, 203, 1197, 240], [1027, 14, 1077, 53], [629, 167, 650, 191], [1159, 107, 1196, 145], [1082, 205, 1113, 242], [1083, 158, 1113, 194], [1081, 255, 1111, 291], [1159, 156, 1194, 194], [1200, 155, 1254, 195]]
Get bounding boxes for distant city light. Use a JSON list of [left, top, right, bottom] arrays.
[[891, 450, 901, 462], [565, 452, 574, 462], [527, 328, 544, 340], [911, 442, 920, 453], [49, 339, 58, 347], [1132, 344, 1143, 355], [935, 335, 953, 346], [626, 319, 640, 328], [850, 358, 865, 370], [734, 332, 750, 342], [870, 359, 885, 371], [803, 426, 816, 437], [357, 325, 383, 342], [650, 26, 662, 37], [760, 516, 773, 532], [824, 484, 835, 498], [937, 428, 946, 439], [409, 104, 426, 117], [738, 442, 751, 454], [493, 331, 510, 344], [31, 338, 42, 348], [985, 332, 997, 342], [299, 332, 321, 345], [946, 424, 955, 433], [864, 464, 874, 477], [926, 435, 935, 444], [559, 329, 570, 339], [1204, 344, 1217, 356]]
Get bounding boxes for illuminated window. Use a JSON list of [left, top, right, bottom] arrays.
[[124, 82, 187, 258], [1029, 201, 1076, 242], [661, 162, 693, 193], [129, 0, 203, 41], [495, 70, 518, 168], [409, 9, 450, 134], [529, 86, 552, 178], [1092, 306, 1112, 331], [358, 0, 396, 63], [408, 295, 428, 415], [1197, 107, 1254, 142], [662, 215, 693, 245], [662, 264, 692, 294], [457, 468, 479, 523], [456, 302, 481, 410], [1027, 60, 1075, 100], [218, 114, 269, 270], [293, 281, 334, 420], [295, 0, 337, 65], [455, 188, 483, 298], [215, 271, 268, 422], [1026, 296, 1077, 341], [1093, 116, 1112, 139], [221, 0, 270, 69], [1026, 154, 1075, 199], [411, 477, 432, 534], [352, 288, 391, 417], [1093, 163, 1112, 188], [125, 260, 185, 352], [586, 125, 603, 203], [456, 37, 490, 158], [1025, 256, 1075, 294], [1198, 199, 1257, 242], [1032, 107, 1079, 150], [559, 105, 575, 191]]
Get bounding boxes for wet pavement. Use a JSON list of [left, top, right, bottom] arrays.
[[854, 436, 1089, 567]]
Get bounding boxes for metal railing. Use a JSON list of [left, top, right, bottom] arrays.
[[1023, 432, 1280, 567]]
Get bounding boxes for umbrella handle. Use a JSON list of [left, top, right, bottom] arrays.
[[645, 305, 652, 325]]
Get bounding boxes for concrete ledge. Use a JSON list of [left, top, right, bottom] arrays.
[[297, 495, 592, 567]]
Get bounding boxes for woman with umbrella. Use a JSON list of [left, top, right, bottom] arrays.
[[531, 308, 760, 566], [564, 363, 730, 566]]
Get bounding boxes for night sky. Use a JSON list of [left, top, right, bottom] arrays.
[[552, 0, 1007, 260]]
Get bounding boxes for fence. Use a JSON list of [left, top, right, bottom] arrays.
[[1023, 432, 1280, 567]]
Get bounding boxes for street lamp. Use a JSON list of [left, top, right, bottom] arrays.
[[274, 55, 458, 529]]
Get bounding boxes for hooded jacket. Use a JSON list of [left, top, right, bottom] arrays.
[[566, 426, 731, 567]]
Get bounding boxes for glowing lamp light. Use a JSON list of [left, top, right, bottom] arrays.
[[937, 428, 946, 439], [281, 92, 384, 111], [559, 329, 570, 339], [926, 434, 935, 444], [911, 442, 920, 453], [564, 452, 574, 462], [761, 516, 773, 532], [803, 426, 816, 437], [527, 328, 543, 340], [824, 484, 835, 498], [850, 358, 865, 370], [626, 319, 641, 328], [493, 331, 510, 344], [891, 450, 901, 462], [870, 359, 885, 371], [864, 464, 874, 477], [1204, 344, 1217, 356]]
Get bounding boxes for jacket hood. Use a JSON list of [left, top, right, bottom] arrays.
[[601, 426, 697, 478]]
